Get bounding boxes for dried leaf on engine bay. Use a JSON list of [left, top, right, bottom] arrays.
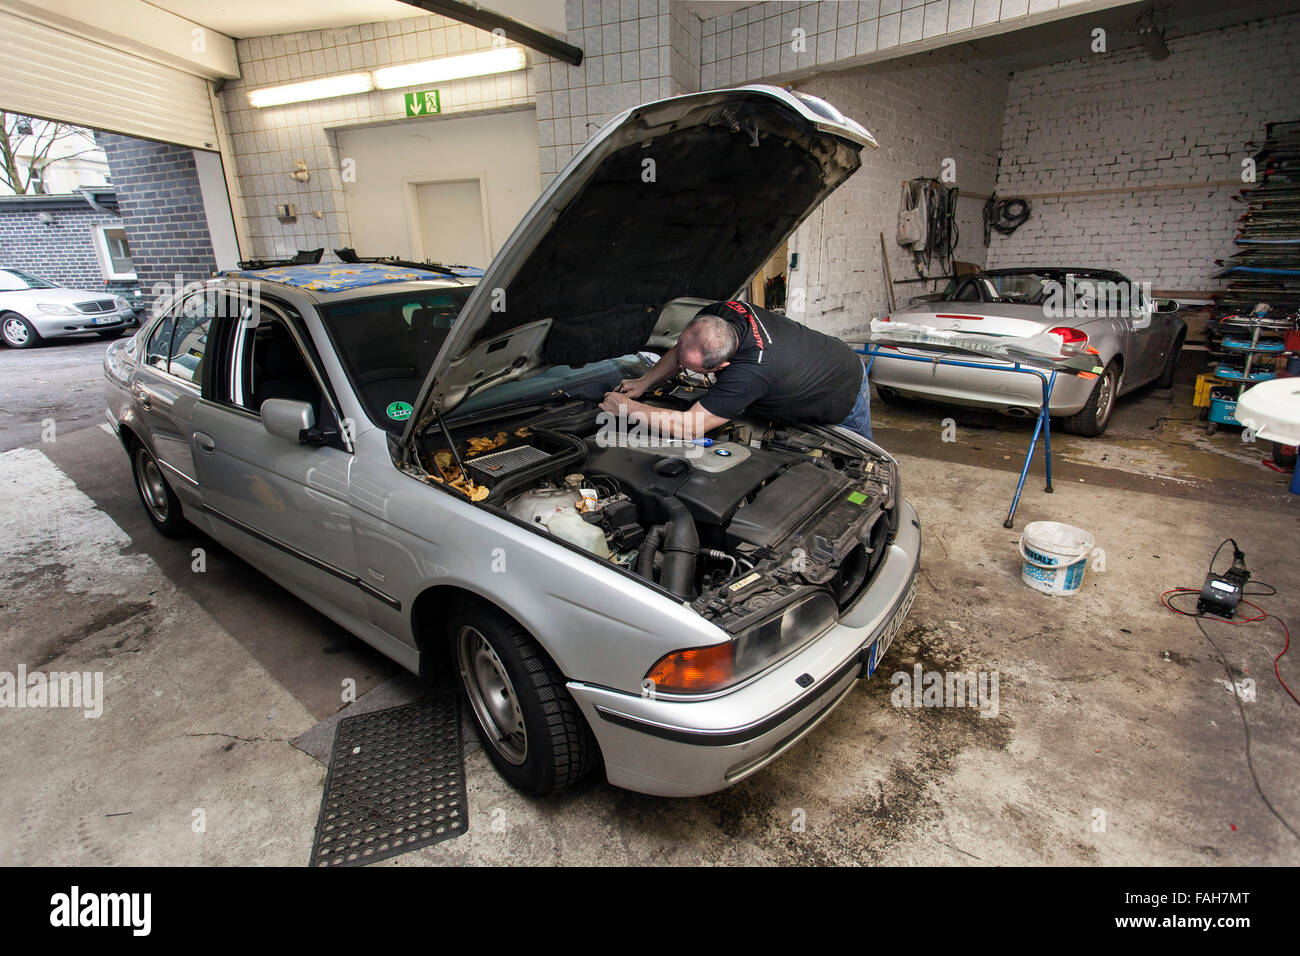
[[514, 427, 532, 438], [465, 431, 508, 456]]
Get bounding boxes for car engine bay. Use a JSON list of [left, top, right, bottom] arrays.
[[407, 387, 901, 635]]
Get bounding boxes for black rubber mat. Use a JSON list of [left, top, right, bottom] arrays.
[[309, 695, 468, 866]]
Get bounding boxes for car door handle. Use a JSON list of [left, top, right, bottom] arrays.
[[133, 384, 152, 409], [193, 432, 215, 454]]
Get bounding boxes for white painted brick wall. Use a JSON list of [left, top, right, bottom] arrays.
[[986, 12, 1300, 292], [789, 52, 1009, 337]]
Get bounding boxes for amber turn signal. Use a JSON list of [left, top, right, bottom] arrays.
[[645, 643, 734, 693]]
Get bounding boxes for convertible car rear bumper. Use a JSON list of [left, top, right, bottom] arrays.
[[868, 348, 1094, 416]]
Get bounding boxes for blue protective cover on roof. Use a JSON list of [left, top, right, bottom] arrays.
[[220, 263, 471, 292]]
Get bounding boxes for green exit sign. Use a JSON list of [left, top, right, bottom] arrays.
[[403, 89, 442, 117]]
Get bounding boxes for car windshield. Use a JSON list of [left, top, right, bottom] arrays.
[[0, 269, 58, 291], [319, 284, 476, 429]]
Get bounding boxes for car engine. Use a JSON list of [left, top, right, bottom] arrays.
[[413, 398, 900, 634]]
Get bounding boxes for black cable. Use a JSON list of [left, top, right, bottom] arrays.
[[1194, 615, 1300, 843]]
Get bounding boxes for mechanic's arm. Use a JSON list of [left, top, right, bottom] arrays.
[[615, 347, 681, 399], [599, 394, 729, 440]]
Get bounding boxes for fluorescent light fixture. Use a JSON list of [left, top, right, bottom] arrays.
[[373, 47, 527, 90], [248, 73, 374, 108]]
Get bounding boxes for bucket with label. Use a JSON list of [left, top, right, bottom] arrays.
[[1018, 521, 1096, 596]]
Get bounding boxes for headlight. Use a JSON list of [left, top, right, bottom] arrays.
[[114, 296, 131, 310], [645, 591, 838, 694], [36, 302, 76, 315]]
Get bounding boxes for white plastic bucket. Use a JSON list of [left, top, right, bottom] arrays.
[[1018, 521, 1095, 596]]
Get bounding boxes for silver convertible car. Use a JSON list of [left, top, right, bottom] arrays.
[[104, 86, 920, 798], [870, 268, 1186, 436]]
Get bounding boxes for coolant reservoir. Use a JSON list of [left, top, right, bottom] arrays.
[[545, 510, 611, 559], [506, 488, 611, 558]]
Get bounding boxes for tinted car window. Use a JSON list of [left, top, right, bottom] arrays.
[[319, 285, 474, 430]]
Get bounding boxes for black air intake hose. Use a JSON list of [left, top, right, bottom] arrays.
[[658, 496, 699, 600], [636, 525, 666, 579]]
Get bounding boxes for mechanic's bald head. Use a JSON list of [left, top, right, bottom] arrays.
[[677, 313, 738, 373]]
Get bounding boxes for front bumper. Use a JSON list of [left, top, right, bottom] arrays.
[[568, 499, 921, 797], [869, 348, 1094, 416], [32, 308, 137, 338]]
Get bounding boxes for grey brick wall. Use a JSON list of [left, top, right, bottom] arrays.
[[987, 12, 1300, 293], [0, 202, 130, 293], [97, 133, 218, 299]]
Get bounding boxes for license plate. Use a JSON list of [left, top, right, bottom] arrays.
[[93, 315, 117, 325], [864, 579, 916, 678]]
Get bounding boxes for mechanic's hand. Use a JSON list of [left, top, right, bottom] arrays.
[[614, 377, 649, 399], [600, 391, 632, 416]]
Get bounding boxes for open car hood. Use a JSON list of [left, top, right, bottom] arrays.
[[401, 84, 876, 447]]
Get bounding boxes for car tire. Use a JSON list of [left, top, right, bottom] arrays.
[[1155, 330, 1185, 389], [1059, 361, 1119, 437], [130, 440, 189, 538], [451, 603, 598, 796], [873, 385, 903, 406], [1, 312, 41, 349]]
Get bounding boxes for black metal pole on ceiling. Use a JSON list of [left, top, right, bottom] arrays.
[[396, 0, 583, 65]]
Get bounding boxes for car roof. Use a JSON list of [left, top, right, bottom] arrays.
[[211, 263, 479, 305]]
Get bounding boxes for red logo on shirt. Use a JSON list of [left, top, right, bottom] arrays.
[[724, 300, 765, 351]]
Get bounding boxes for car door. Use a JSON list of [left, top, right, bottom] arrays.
[[130, 291, 217, 511], [1125, 282, 1165, 387], [189, 295, 370, 621]]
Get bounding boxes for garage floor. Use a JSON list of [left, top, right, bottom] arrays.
[[2, 341, 1297, 865]]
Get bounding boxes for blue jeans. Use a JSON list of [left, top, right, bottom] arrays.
[[838, 359, 873, 441]]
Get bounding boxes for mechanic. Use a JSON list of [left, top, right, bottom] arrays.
[[601, 299, 873, 441]]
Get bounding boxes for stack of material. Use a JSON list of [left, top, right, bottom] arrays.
[[1214, 120, 1300, 315], [1202, 121, 1300, 434]]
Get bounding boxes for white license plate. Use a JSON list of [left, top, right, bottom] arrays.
[[93, 314, 118, 325], [866, 579, 916, 677]]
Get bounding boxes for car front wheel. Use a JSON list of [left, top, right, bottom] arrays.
[[452, 604, 598, 796], [1, 313, 41, 348], [1059, 361, 1119, 437], [130, 441, 189, 537]]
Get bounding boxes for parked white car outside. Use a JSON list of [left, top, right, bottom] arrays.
[[0, 268, 138, 348]]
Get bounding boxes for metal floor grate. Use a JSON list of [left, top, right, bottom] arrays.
[[309, 695, 468, 867]]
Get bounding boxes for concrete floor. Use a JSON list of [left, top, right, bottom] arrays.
[[1, 340, 1297, 865]]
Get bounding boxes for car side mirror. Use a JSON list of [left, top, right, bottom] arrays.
[[1155, 298, 1180, 313], [261, 399, 316, 443]]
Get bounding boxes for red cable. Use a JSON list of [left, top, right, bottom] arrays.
[[1160, 588, 1297, 704]]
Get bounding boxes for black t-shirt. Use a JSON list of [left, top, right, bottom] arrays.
[[694, 300, 864, 425]]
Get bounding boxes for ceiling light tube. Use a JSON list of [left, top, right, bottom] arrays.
[[248, 73, 375, 108], [372, 46, 527, 90]]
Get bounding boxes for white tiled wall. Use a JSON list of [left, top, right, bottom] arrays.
[[537, 0, 701, 183], [697, 0, 1094, 89], [986, 12, 1300, 292], [219, 12, 534, 259]]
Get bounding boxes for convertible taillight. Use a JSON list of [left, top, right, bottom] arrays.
[[1048, 326, 1088, 355]]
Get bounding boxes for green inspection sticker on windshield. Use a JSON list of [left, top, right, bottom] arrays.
[[847, 491, 868, 505], [386, 401, 413, 421]]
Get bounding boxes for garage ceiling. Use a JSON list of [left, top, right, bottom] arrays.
[[966, 0, 1300, 72], [146, 0, 566, 38]]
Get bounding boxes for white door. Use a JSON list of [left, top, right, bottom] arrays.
[[416, 180, 488, 269]]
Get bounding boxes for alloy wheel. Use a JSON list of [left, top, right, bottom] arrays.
[[2, 317, 30, 347]]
